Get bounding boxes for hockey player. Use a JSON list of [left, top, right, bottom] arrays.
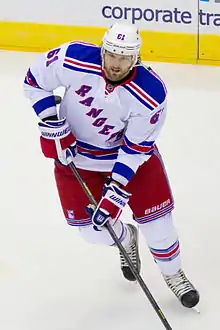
[[24, 22, 199, 308]]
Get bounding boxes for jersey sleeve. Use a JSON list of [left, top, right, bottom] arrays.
[[23, 42, 71, 120], [111, 100, 167, 186]]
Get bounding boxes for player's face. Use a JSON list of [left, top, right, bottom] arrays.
[[103, 51, 133, 82]]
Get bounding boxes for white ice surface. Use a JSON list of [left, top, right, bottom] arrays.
[[0, 50, 220, 329]]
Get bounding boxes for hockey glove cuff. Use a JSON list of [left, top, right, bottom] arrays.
[[38, 117, 76, 165]]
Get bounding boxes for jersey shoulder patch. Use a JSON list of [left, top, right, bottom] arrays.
[[63, 41, 102, 75], [124, 64, 167, 111]]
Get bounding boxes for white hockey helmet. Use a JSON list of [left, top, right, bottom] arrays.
[[102, 22, 141, 59]]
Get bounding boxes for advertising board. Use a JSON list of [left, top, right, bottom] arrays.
[[0, 0, 220, 63], [199, 0, 220, 61]]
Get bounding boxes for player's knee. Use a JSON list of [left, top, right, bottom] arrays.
[[138, 212, 178, 248], [78, 225, 114, 246]]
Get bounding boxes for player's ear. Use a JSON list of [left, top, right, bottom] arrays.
[[137, 54, 141, 64]]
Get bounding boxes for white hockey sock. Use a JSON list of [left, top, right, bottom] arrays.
[[139, 212, 181, 276], [79, 220, 131, 248]]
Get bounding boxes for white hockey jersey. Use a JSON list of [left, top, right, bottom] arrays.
[[24, 41, 167, 186]]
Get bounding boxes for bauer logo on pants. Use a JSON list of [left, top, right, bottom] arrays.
[[144, 199, 171, 215]]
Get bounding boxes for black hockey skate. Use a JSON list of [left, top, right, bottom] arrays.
[[119, 224, 141, 281], [163, 269, 200, 308]]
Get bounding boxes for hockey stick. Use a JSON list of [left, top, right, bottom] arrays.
[[68, 161, 173, 330]]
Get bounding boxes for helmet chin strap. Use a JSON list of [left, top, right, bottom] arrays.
[[101, 48, 105, 70], [130, 55, 138, 70]]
